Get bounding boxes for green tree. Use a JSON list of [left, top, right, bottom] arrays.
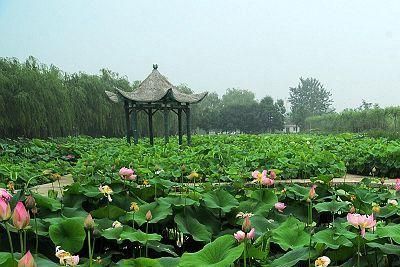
[[288, 77, 333, 130]]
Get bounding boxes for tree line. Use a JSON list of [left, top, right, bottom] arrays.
[[306, 104, 400, 134], [0, 57, 286, 138]]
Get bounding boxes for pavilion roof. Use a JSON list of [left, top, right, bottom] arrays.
[[105, 65, 207, 104]]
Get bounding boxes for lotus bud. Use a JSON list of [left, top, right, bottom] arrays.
[[31, 206, 38, 215], [25, 195, 36, 210], [84, 214, 95, 230], [93, 228, 101, 238], [309, 185, 317, 199], [274, 202, 286, 213], [395, 179, 400, 191], [181, 164, 186, 172], [12, 201, 30, 230], [0, 198, 12, 221], [372, 167, 377, 173], [233, 230, 246, 242], [246, 228, 255, 240], [145, 210, 152, 221], [18, 250, 36, 267]]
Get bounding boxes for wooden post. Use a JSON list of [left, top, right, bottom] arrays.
[[178, 109, 183, 145], [131, 107, 138, 145], [164, 108, 169, 144], [148, 108, 154, 145], [124, 101, 131, 144], [186, 107, 191, 145]]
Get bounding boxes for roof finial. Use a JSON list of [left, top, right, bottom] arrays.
[[153, 64, 158, 70]]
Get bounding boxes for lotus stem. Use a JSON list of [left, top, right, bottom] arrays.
[[357, 235, 360, 267], [87, 230, 92, 267], [19, 231, 24, 255], [243, 239, 247, 267], [308, 201, 313, 267], [4, 222, 14, 261], [145, 221, 149, 257], [34, 214, 38, 255], [24, 230, 27, 254], [91, 237, 96, 260]]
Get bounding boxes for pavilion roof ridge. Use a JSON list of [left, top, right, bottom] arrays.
[[105, 65, 208, 104]]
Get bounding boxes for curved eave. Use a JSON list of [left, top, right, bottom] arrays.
[[112, 88, 208, 104], [105, 91, 119, 103]]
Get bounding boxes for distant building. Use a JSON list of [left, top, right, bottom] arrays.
[[283, 124, 300, 133]]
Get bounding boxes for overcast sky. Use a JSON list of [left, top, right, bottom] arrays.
[[0, 0, 399, 111]]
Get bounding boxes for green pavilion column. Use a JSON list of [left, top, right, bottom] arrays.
[[185, 107, 191, 145], [164, 108, 169, 144], [178, 109, 183, 145], [124, 101, 131, 144], [148, 108, 154, 145], [131, 107, 138, 145]]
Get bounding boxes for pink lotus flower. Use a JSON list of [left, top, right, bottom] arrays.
[[66, 255, 79, 266], [0, 198, 12, 221], [56, 246, 79, 266], [18, 250, 36, 267], [12, 201, 30, 230], [261, 177, 274, 186], [347, 213, 376, 237], [252, 170, 262, 180], [253, 169, 275, 186], [395, 179, 400, 191], [246, 228, 255, 239], [119, 167, 137, 181], [274, 202, 286, 213], [234, 230, 246, 242], [119, 167, 134, 176], [0, 188, 12, 202]]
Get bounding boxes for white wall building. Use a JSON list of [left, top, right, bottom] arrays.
[[283, 124, 300, 133]]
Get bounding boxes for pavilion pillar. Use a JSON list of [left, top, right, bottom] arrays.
[[131, 107, 138, 145], [148, 108, 154, 145], [178, 109, 183, 145], [163, 108, 169, 144], [124, 101, 131, 144], [185, 107, 191, 146]]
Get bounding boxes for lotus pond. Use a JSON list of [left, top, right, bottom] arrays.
[[0, 134, 400, 266]]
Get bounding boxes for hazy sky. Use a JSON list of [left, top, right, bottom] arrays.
[[1, 1, 399, 111]]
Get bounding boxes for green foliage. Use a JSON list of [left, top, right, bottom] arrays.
[[289, 77, 334, 129], [0, 57, 288, 137], [271, 216, 310, 251], [48, 217, 86, 253], [306, 106, 400, 136], [179, 235, 244, 267]]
